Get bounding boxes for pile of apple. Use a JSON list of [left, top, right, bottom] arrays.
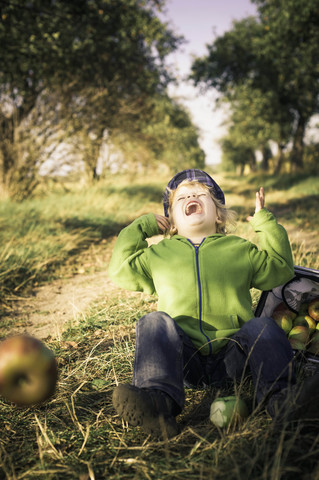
[[272, 297, 319, 354]]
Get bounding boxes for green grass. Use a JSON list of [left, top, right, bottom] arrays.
[[0, 171, 319, 479], [0, 175, 166, 312]]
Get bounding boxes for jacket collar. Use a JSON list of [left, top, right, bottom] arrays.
[[172, 234, 225, 244]]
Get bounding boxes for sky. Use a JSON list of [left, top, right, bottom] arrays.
[[159, 0, 258, 165]]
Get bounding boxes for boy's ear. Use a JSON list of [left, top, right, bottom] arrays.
[[216, 217, 222, 224]]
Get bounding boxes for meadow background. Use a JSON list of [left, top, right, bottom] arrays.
[[0, 170, 319, 480]]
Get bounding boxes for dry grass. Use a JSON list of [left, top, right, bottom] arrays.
[[2, 293, 319, 480], [0, 170, 319, 479]]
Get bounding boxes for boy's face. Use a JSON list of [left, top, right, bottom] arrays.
[[170, 183, 221, 238]]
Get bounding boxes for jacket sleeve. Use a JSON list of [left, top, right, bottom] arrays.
[[108, 213, 159, 293], [248, 208, 295, 290]]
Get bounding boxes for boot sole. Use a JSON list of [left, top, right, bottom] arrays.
[[112, 384, 180, 438]]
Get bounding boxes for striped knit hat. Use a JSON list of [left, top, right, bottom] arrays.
[[163, 169, 225, 217]]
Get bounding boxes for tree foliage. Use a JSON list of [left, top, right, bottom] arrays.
[[191, 0, 319, 171], [0, 0, 179, 103], [218, 82, 292, 172], [137, 94, 205, 170], [0, 0, 197, 196], [94, 93, 205, 174]]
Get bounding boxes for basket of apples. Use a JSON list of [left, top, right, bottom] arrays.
[[255, 265, 319, 364], [271, 297, 319, 354]]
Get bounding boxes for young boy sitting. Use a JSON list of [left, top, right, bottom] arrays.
[[108, 169, 319, 438]]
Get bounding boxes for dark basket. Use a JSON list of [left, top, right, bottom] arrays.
[[255, 265, 319, 376]]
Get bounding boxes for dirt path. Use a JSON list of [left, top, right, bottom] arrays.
[[1, 270, 119, 340], [1, 229, 316, 342], [1, 235, 163, 341]]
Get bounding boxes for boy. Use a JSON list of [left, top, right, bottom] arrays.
[[109, 169, 319, 438]]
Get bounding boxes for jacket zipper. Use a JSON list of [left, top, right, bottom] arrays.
[[188, 239, 212, 355]]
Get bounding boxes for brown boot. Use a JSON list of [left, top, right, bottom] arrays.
[[112, 384, 180, 438]]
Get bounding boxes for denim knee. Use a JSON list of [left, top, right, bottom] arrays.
[[239, 316, 284, 341], [136, 311, 180, 338], [232, 316, 294, 366]]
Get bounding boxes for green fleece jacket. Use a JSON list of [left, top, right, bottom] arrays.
[[108, 209, 294, 355]]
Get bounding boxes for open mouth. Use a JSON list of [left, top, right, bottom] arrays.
[[185, 201, 203, 216]]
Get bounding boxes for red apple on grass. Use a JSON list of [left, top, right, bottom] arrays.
[[288, 325, 310, 351], [0, 335, 58, 406], [308, 297, 319, 322], [272, 302, 296, 334]]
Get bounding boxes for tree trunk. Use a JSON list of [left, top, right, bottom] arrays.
[[0, 116, 16, 186], [261, 144, 272, 171], [248, 150, 257, 172], [261, 152, 269, 171], [238, 164, 245, 176], [290, 115, 306, 171], [274, 144, 284, 174]]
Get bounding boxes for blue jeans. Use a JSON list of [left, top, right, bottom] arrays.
[[132, 312, 295, 411]]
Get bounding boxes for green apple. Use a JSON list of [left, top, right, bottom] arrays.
[[299, 302, 310, 315], [0, 335, 58, 406], [308, 297, 319, 322], [303, 315, 317, 331], [308, 331, 319, 356], [288, 325, 310, 350], [272, 302, 296, 334], [294, 314, 317, 332], [289, 338, 307, 351], [210, 396, 249, 428]]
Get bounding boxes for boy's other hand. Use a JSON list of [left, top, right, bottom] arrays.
[[154, 214, 170, 233], [247, 187, 265, 221]]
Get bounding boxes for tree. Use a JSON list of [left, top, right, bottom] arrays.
[[220, 134, 256, 175], [138, 94, 205, 170], [253, 0, 319, 170], [0, 0, 183, 195], [190, 0, 319, 171], [93, 93, 205, 175], [219, 82, 290, 172]]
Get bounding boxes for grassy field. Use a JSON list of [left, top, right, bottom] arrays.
[[0, 170, 319, 480], [0, 175, 166, 314]]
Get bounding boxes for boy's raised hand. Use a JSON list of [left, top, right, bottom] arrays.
[[247, 187, 265, 221], [255, 187, 265, 213], [154, 214, 171, 233]]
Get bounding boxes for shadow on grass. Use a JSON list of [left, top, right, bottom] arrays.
[[230, 194, 319, 226], [99, 183, 164, 204], [62, 217, 127, 240], [270, 194, 319, 227], [223, 171, 318, 198], [180, 389, 213, 429], [244, 171, 317, 190], [59, 182, 165, 244]]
